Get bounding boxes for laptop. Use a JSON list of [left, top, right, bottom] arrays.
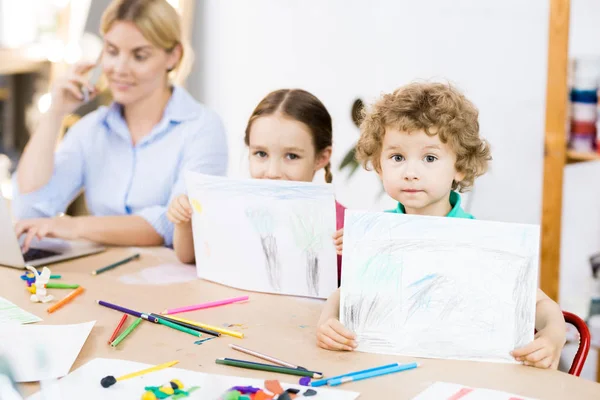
[[0, 195, 105, 269]]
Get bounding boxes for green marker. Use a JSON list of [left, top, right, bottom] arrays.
[[50, 275, 61, 279], [45, 282, 79, 289], [111, 317, 143, 347]]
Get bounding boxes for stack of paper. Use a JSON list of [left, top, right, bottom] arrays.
[[0, 297, 42, 325]]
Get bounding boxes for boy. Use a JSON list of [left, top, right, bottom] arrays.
[[320, 82, 566, 369]]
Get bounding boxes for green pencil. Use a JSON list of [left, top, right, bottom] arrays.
[[92, 253, 140, 276], [215, 358, 323, 378], [156, 316, 202, 337], [111, 317, 143, 347], [45, 282, 80, 289]]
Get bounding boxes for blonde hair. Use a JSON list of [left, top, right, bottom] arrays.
[[356, 82, 491, 192], [100, 0, 193, 83]]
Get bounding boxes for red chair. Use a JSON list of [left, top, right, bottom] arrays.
[[562, 311, 591, 376]]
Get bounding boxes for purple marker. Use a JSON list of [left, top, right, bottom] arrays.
[[97, 300, 158, 323]]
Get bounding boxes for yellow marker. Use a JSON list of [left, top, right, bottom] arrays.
[[116, 360, 179, 381], [166, 316, 244, 339], [190, 198, 202, 214]]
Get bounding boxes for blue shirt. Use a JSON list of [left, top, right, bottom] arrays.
[[11, 86, 228, 246]]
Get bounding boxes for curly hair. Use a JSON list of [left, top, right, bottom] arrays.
[[356, 82, 491, 192]]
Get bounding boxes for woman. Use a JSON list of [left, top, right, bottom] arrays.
[[12, 0, 227, 251]]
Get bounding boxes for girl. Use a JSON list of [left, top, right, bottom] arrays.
[[13, 0, 227, 251], [168, 89, 345, 282]]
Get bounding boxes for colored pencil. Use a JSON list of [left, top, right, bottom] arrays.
[[97, 300, 158, 323], [311, 362, 401, 387], [229, 344, 302, 369], [216, 358, 322, 378], [165, 315, 244, 339], [92, 253, 140, 276], [45, 282, 80, 289], [107, 314, 128, 344], [162, 296, 249, 315], [150, 313, 221, 337], [110, 317, 142, 347], [116, 360, 179, 381], [155, 316, 202, 337], [47, 287, 85, 313], [327, 362, 419, 387]]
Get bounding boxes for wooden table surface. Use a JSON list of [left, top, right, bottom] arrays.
[[3, 247, 600, 399]]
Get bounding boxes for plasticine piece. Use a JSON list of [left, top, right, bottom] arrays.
[[302, 389, 317, 397], [265, 380, 284, 395], [285, 389, 300, 395], [277, 393, 292, 400], [239, 396, 251, 400], [222, 390, 241, 400], [254, 390, 274, 400], [231, 386, 261, 394], [25, 266, 54, 303], [141, 391, 158, 400], [298, 377, 311, 386]]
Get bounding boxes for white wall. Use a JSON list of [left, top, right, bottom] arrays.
[[189, 0, 550, 224], [570, 0, 600, 58]]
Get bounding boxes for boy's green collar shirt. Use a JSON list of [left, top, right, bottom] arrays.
[[389, 191, 474, 219]]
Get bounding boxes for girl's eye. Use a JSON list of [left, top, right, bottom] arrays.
[[424, 155, 437, 163], [287, 153, 300, 160], [134, 54, 148, 61], [391, 154, 404, 162], [254, 151, 267, 158]]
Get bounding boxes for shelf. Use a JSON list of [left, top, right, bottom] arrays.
[[566, 150, 600, 164], [0, 47, 48, 75]]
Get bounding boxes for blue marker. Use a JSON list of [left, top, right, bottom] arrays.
[[327, 362, 419, 387], [310, 362, 402, 387]]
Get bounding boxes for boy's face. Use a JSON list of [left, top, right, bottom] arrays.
[[378, 128, 465, 216]]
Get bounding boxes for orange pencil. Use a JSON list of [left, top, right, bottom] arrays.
[[47, 286, 85, 313], [108, 314, 128, 344]]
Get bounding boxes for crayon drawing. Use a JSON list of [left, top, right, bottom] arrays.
[[185, 171, 338, 298], [340, 210, 539, 363]]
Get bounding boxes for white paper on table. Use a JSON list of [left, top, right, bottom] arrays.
[[412, 382, 537, 399], [0, 297, 42, 325], [340, 211, 539, 363], [185, 171, 338, 299], [27, 358, 360, 400], [0, 321, 95, 382]]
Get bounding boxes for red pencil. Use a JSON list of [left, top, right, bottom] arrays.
[[108, 314, 128, 344]]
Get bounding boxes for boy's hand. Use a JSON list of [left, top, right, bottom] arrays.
[[332, 228, 344, 255], [167, 195, 193, 225], [316, 317, 357, 351], [511, 327, 565, 369]]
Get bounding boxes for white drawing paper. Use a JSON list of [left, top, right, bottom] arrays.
[[0, 321, 95, 382], [185, 171, 338, 298], [0, 296, 42, 325], [412, 382, 537, 400], [27, 358, 360, 400], [340, 210, 539, 363]]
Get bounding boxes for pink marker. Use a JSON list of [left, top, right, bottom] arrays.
[[162, 296, 250, 315]]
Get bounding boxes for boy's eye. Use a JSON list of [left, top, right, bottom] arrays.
[[286, 153, 300, 160], [424, 155, 437, 163], [391, 154, 404, 162], [254, 151, 267, 158]]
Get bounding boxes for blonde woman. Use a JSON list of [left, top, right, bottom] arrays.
[[12, 0, 227, 252]]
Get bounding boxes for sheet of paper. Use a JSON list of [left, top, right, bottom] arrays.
[[412, 382, 537, 400], [185, 171, 338, 299], [340, 211, 539, 363], [28, 358, 360, 400], [0, 296, 42, 325], [0, 321, 95, 382]]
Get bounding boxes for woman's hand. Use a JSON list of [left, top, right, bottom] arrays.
[[15, 216, 81, 252]]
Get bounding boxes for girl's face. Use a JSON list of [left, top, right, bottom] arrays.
[[102, 21, 181, 105], [248, 114, 331, 182]]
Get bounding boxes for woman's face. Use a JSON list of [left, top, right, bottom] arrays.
[[102, 21, 180, 105]]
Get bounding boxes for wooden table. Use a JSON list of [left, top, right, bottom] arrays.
[[3, 247, 600, 399]]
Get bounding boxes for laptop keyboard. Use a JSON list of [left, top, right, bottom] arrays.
[[23, 248, 61, 262]]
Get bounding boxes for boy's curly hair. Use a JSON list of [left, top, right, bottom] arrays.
[[356, 82, 491, 192]]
